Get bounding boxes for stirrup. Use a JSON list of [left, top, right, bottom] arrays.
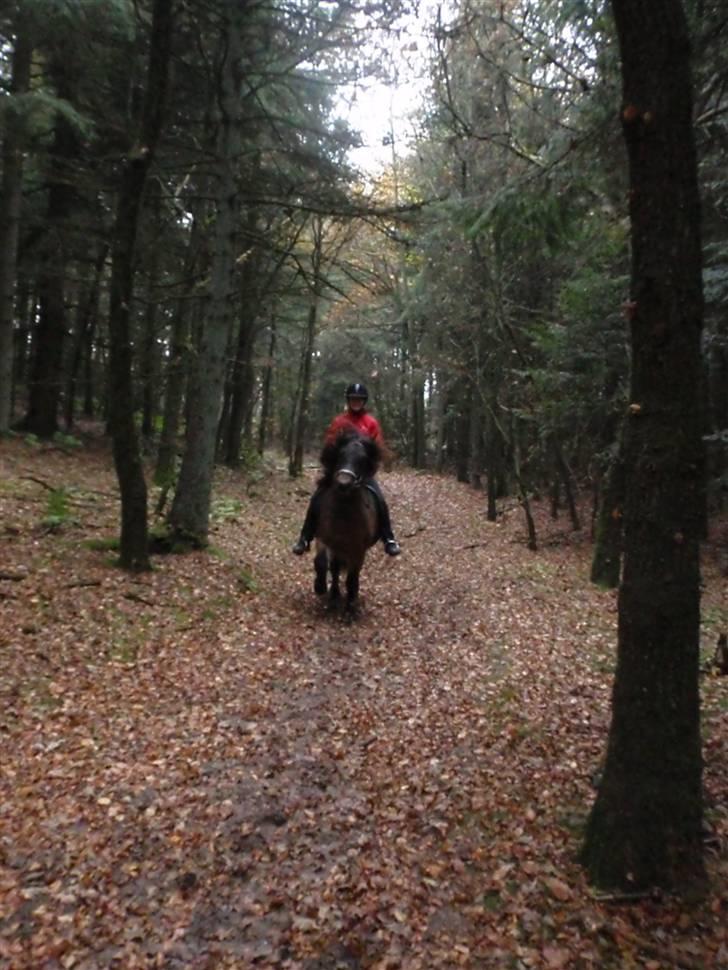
[[384, 539, 401, 557]]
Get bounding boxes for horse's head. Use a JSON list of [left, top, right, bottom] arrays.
[[320, 431, 381, 492]]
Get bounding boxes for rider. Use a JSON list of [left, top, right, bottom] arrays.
[[292, 382, 402, 557]]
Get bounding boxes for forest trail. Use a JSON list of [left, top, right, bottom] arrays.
[[0, 436, 726, 969]]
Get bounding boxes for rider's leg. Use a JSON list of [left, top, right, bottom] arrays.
[[366, 478, 402, 556], [292, 487, 323, 554]]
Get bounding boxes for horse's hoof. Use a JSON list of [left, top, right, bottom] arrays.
[[314, 578, 327, 595]]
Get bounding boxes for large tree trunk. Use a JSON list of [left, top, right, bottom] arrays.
[[581, 0, 706, 891], [0, 20, 32, 433], [169, 0, 244, 543], [107, 0, 173, 570], [19, 62, 78, 438]]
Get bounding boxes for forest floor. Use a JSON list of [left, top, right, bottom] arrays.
[[0, 430, 726, 970]]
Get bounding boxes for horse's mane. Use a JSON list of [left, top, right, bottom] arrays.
[[319, 430, 381, 484]]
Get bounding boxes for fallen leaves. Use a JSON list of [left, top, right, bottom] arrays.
[[0, 434, 726, 968]]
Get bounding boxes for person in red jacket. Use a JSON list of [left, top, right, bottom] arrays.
[[292, 382, 402, 556]]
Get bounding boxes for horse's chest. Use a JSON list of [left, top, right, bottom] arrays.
[[319, 490, 377, 556]]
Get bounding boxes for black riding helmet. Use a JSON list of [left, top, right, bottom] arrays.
[[346, 382, 368, 401]]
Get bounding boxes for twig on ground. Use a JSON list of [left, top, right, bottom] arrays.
[[123, 591, 155, 607], [21, 475, 56, 491]]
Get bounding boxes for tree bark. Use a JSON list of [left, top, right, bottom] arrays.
[[19, 59, 78, 437], [107, 0, 174, 570], [289, 216, 323, 478], [590, 428, 626, 588], [455, 382, 471, 484], [550, 435, 580, 530], [65, 244, 107, 429], [154, 203, 204, 487], [141, 184, 162, 440], [169, 0, 245, 543], [257, 314, 277, 455], [0, 20, 32, 433], [581, 0, 706, 891], [223, 222, 261, 467]]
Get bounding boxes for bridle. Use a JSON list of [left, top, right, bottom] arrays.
[[335, 466, 363, 488]]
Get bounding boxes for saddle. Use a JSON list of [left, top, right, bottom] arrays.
[[364, 483, 384, 536]]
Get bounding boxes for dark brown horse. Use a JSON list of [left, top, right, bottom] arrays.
[[313, 431, 381, 616]]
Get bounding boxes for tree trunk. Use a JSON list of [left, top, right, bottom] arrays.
[[455, 383, 471, 484], [82, 317, 97, 419], [551, 435, 580, 530], [141, 186, 162, 440], [12, 281, 31, 418], [590, 428, 626, 588], [0, 21, 32, 433], [468, 390, 484, 489], [410, 366, 426, 468], [65, 244, 107, 429], [433, 365, 449, 474], [224, 229, 260, 467], [512, 419, 537, 551], [169, 0, 244, 544], [257, 315, 277, 455], [155, 206, 204, 487], [289, 216, 323, 478], [107, 0, 173, 570], [20, 67, 78, 437], [485, 401, 501, 522], [581, 0, 706, 891]]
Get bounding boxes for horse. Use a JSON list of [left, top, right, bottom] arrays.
[[313, 430, 381, 617]]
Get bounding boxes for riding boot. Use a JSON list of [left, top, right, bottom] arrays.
[[366, 479, 402, 556], [292, 489, 321, 554]]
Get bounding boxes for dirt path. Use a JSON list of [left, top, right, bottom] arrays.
[[0, 438, 726, 968]]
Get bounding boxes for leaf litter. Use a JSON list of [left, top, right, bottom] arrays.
[[0, 434, 726, 969]]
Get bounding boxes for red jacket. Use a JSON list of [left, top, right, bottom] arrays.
[[324, 408, 384, 446]]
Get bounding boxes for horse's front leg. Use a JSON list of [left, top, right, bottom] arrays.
[[328, 558, 342, 606], [313, 549, 328, 596], [344, 568, 361, 619]]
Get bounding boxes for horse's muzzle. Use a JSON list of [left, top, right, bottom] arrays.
[[334, 468, 360, 490]]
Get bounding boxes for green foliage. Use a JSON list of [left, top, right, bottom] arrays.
[[211, 497, 243, 521], [237, 567, 259, 593], [1, 90, 95, 141], [52, 431, 83, 448], [85, 536, 121, 552], [42, 487, 71, 531]]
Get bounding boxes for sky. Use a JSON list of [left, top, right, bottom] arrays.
[[344, 79, 423, 173], [337, 0, 452, 173]]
